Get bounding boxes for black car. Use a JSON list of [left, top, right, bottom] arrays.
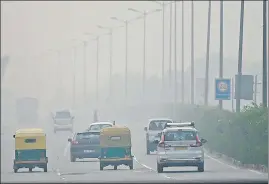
[[68, 131, 100, 162]]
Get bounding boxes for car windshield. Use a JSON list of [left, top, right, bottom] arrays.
[[89, 124, 112, 131], [164, 130, 197, 141], [55, 111, 70, 118], [149, 120, 172, 130], [76, 132, 100, 143]]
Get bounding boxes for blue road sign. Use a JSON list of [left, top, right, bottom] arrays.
[[215, 78, 231, 100]]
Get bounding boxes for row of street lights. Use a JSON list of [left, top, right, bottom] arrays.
[[54, 1, 189, 109]]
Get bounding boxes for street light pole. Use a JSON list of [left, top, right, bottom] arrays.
[[83, 41, 87, 104], [262, 0, 267, 107], [236, 0, 245, 113], [190, 0, 195, 105], [219, 0, 224, 110], [181, 1, 185, 104], [72, 46, 77, 109], [96, 36, 100, 107], [174, 1, 177, 118], [169, 2, 172, 90], [204, 0, 212, 106]]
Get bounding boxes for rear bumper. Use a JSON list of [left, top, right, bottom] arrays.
[[158, 158, 204, 167], [71, 151, 100, 158], [14, 160, 47, 169], [99, 158, 133, 166]]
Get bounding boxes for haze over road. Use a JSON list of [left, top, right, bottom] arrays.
[[1, 114, 267, 183]]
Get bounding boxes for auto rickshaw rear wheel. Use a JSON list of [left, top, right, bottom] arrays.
[[14, 168, 18, 173], [129, 164, 133, 170], [44, 165, 48, 172], [114, 165, 117, 170], [29, 168, 33, 172]]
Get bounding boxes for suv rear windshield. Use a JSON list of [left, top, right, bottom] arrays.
[[89, 124, 112, 131], [76, 132, 100, 143], [56, 111, 70, 118], [149, 120, 172, 131], [164, 130, 197, 141]]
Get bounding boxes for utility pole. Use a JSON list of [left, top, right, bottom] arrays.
[[125, 21, 128, 103], [174, 1, 178, 118], [219, 0, 224, 110], [231, 77, 234, 112], [169, 2, 172, 89], [142, 11, 147, 98], [161, 2, 165, 97], [109, 29, 113, 102], [191, 0, 194, 105], [236, 0, 245, 113], [57, 50, 62, 105], [83, 41, 87, 104], [262, 0, 267, 107], [96, 37, 99, 107], [254, 75, 258, 104], [181, 1, 185, 104], [204, 0, 211, 106], [72, 46, 77, 109]]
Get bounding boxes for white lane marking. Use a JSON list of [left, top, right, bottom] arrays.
[[133, 155, 175, 180], [206, 153, 265, 175], [247, 169, 264, 175], [205, 153, 238, 170], [64, 143, 69, 157]]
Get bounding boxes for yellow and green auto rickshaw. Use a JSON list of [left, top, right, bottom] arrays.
[[13, 128, 48, 173], [99, 126, 133, 170]]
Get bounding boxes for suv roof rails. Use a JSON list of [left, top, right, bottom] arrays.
[[165, 121, 195, 128]]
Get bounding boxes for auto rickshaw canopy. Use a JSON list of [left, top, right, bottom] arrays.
[[13, 128, 46, 150], [100, 126, 131, 147]]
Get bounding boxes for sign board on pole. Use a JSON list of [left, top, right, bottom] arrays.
[[234, 75, 254, 100], [215, 78, 231, 100]]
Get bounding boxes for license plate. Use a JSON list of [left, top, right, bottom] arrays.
[[84, 150, 94, 153], [175, 147, 187, 150]]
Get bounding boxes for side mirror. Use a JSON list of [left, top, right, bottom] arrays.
[[68, 138, 72, 142], [13, 135, 15, 138], [201, 138, 207, 144], [144, 127, 147, 131], [153, 140, 159, 144]]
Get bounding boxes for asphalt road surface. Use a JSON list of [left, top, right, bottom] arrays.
[[1, 114, 268, 183]]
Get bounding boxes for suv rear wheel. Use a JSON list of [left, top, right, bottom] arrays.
[[198, 162, 204, 172], [157, 163, 163, 173]]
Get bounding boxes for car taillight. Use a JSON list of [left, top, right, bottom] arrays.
[[71, 140, 78, 144], [190, 135, 202, 147]]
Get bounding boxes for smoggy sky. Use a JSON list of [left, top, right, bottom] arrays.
[[1, 1, 266, 108]]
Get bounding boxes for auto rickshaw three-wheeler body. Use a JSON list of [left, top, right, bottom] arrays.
[[99, 126, 133, 170], [13, 128, 48, 173]]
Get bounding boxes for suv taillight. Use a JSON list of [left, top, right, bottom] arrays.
[[190, 135, 202, 147]]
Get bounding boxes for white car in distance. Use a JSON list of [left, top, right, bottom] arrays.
[[86, 122, 113, 132]]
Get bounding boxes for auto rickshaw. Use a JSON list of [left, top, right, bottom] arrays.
[[99, 126, 133, 170], [13, 128, 48, 173]]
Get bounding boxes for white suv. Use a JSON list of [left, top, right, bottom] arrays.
[[155, 122, 207, 173]]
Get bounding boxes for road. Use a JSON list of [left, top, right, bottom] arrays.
[[1, 114, 268, 183]]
